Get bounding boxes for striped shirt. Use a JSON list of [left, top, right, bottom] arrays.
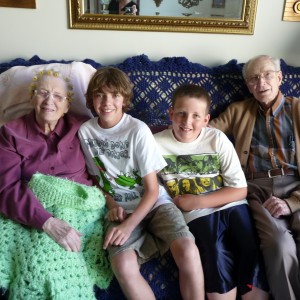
[[248, 94, 297, 172]]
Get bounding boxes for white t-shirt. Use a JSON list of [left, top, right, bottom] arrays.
[[78, 113, 171, 212], [154, 127, 247, 224]]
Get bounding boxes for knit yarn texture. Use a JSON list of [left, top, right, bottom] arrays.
[[0, 173, 113, 300]]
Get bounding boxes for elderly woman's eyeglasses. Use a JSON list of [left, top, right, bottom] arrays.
[[247, 70, 279, 86], [33, 89, 68, 103]]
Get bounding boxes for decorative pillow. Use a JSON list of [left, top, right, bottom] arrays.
[[0, 61, 96, 125]]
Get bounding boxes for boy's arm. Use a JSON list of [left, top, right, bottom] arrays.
[[124, 171, 159, 227], [90, 175, 128, 222], [103, 171, 159, 249], [173, 186, 247, 212]]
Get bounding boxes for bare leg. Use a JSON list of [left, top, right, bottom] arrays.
[[207, 288, 237, 300], [111, 249, 155, 300], [170, 237, 205, 300], [242, 286, 269, 300]]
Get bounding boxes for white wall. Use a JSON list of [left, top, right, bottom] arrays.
[[0, 0, 299, 66]]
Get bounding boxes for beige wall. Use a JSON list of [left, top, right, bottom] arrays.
[[0, 0, 299, 66]]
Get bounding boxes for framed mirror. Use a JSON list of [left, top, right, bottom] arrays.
[[69, 0, 258, 34]]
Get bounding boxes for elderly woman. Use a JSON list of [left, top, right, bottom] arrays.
[[0, 70, 112, 299]]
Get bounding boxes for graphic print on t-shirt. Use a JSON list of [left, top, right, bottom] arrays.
[[93, 156, 142, 200], [161, 154, 223, 197], [83, 136, 143, 203]]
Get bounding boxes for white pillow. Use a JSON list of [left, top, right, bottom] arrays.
[[0, 61, 96, 125]]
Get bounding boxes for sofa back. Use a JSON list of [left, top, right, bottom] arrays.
[[1, 55, 300, 127]]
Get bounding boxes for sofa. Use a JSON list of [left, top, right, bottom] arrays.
[[0, 54, 300, 300]]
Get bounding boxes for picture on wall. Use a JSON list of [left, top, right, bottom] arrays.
[[0, 0, 36, 8], [212, 0, 225, 8]]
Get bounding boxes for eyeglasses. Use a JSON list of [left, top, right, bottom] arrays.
[[33, 89, 68, 103], [246, 70, 279, 86]]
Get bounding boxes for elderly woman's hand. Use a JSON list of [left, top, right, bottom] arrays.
[[42, 217, 82, 252]]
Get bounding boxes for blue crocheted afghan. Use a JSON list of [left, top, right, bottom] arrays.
[[1, 55, 299, 129]]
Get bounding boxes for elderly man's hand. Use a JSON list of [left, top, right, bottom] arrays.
[[263, 195, 292, 218], [42, 217, 82, 252]]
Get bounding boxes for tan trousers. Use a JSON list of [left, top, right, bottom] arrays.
[[247, 176, 300, 300]]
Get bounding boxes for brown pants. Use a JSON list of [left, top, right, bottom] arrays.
[[247, 176, 300, 300]]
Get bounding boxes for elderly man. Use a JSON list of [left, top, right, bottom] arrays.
[[210, 54, 300, 300]]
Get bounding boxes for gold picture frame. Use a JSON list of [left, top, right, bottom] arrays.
[[0, 0, 36, 8], [68, 0, 258, 34]]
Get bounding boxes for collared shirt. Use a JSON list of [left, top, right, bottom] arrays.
[[248, 94, 297, 172], [0, 111, 92, 229]]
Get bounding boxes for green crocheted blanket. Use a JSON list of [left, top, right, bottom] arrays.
[[0, 173, 113, 300]]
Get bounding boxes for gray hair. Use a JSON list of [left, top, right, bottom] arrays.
[[242, 55, 281, 80]]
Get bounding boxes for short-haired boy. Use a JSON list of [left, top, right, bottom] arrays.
[[78, 68, 204, 300], [154, 84, 270, 300]]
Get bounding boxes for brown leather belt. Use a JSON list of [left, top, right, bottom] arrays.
[[245, 168, 299, 180]]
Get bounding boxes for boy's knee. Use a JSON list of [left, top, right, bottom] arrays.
[[171, 237, 200, 264], [111, 250, 140, 278]]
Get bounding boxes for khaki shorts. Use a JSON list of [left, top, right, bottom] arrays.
[[104, 202, 194, 264]]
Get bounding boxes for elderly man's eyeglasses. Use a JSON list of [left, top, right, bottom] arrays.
[[247, 70, 279, 85], [33, 89, 68, 103]]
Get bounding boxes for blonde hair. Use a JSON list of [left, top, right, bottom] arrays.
[[29, 69, 74, 102]]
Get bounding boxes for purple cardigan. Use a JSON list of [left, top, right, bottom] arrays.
[[0, 111, 92, 229]]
